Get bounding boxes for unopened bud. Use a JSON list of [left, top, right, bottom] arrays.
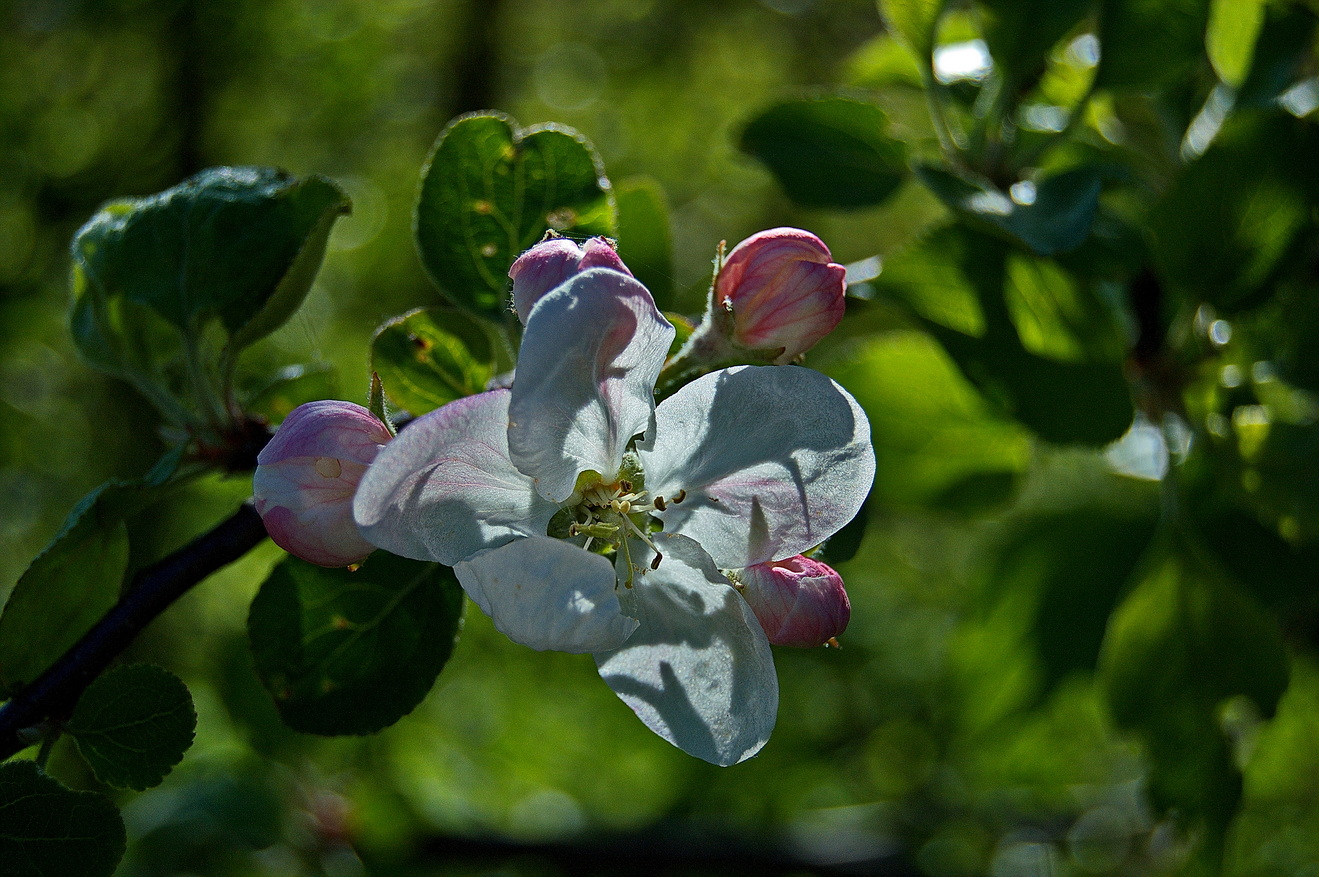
[[509, 235, 632, 324], [737, 555, 850, 647], [714, 228, 846, 362], [253, 400, 392, 567]]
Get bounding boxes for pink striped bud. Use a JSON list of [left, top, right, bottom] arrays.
[[509, 236, 632, 324], [737, 555, 851, 647], [253, 400, 392, 567], [715, 228, 846, 362]]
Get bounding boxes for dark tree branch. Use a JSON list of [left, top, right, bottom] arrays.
[[0, 503, 268, 761]]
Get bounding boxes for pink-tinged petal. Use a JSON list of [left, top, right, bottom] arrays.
[[455, 537, 638, 653], [510, 236, 632, 324], [353, 389, 558, 565], [715, 228, 846, 362], [638, 365, 874, 569], [738, 555, 850, 647], [257, 400, 392, 467], [253, 401, 391, 567], [509, 268, 674, 502], [594, 534, 777, 766]]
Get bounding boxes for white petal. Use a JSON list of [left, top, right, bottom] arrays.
[[456, 537, 638, 653], [509, 268, 674, 502], [638, 365, 874, 568], [353, 390, 558, 565], [594, 534, 777, 766]]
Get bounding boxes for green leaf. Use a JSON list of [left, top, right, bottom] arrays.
[[1206, 0, 1266, 87], [247, 552, 465, 735], [0, 760, 126, 877], [415, 112, 616, 319], [1234, 4, 1319, 109], [739, 97, 909, 209], [1095, 0, 1211, 91], [66, 664, 197, 791], [976, 0, 1093, 84], [370, 307, 499, 416], [873, 226, 1132, 445], [827, 330, 1032, 512], [0, 455, 179, 695], [614, 176, 674, 311], [987, 510, 1157, 696], [1099, 529, 1289, 861], [916, 164, 1103, 256], [878, 0, 946, 61], [70, 167, 350, 381], [1149, 112, 1319, 314]]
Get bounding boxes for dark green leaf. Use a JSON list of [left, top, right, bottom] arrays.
[[977, 0, 1093, 84], [916, 164, 1103, 256], [370, 307, 499, 416], [0, 760, 126, 877], [248, 552, 465, 735], [739, 97, 909, 209], [1099, 529, 1289, 858], [70, 167, 350, 372], [415, 112, 616, 319], [66, 664, 197, 791], [1095, 0, 1211, 91], [614, 176, 674, 311], [1149, 112, 1319, 314], [878, 0, 946, 61], [0, 458, 178, 694]]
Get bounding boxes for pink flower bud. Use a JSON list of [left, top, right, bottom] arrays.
[[715, 228, 847, 362], [253, 400, 392, 567], [509, 236, 632, 324], [737, 555, 851, 647]]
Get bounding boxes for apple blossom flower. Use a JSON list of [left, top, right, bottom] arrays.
[[713, 227, 846, 363], [735, 555, 851, 647], [354, 268, 873, 765], [508, 235, 631, 324], [253, 400, 392, 568]]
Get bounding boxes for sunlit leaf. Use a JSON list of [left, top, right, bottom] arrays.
[[1206, 0, 1266, 87], [0, 760, 126, 877], [828, 330, 1031, 512], [248, 552, 465, 735], [370, 307, 499, 416], [878, 0, 946, 61], [415, 112, 616, 319], [1099, 528, 1289, 863], [740, 97, 909, 209], [67, 663, 197, 791]]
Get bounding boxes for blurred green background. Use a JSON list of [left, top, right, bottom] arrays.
[[4, 0, 1319, 874]]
